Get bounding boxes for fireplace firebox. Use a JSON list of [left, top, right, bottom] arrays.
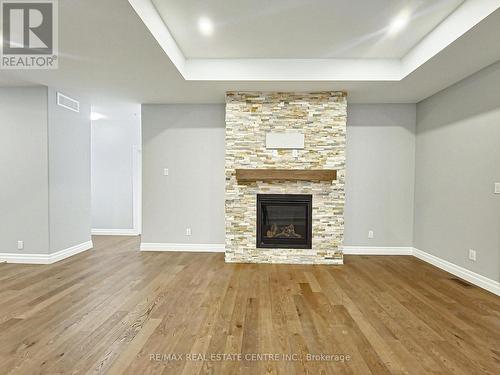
[[256, 194, 312, 249]]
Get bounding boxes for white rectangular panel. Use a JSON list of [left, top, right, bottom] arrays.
[[266, 133, 304, 149]]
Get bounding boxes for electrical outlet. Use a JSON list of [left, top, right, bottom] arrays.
[[272, 150, 278, 157], [185, 228, 192, 236], [17, 240, 24, 250], [468, 249, 476, 261], [163, 168, 169, 176], [495, 182, 500, 194], [292, 149, 299, 158], [368, 230, 374, 239]]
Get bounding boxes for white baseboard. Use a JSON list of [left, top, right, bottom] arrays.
[[0, 240, 93, 265], [91, 228, 139, 236], [413, 248, 499, 296], [140, 242, 225, 252], [342, 246, 414, 255], [341, 246, 499, 296]]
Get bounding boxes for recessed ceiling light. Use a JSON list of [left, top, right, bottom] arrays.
[[198, 17, 214, 36], [388, 11, 410, 35], [90, 112, 106, 121]]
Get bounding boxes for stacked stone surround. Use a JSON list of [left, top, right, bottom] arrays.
[[225, 92, 347, 264]]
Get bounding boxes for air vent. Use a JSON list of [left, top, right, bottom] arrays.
[[450, 277, 472, 287], [57, 92, 80, 113]]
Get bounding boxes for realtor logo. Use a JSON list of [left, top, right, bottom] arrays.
[[1, 0, 58, 69]]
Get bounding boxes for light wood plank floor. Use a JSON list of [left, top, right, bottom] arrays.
[[0, 236, 498, 374]]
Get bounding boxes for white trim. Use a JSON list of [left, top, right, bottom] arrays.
[[140, 243, 225, 252], [0, 241, 93, 265], [132, 145, 142, 235], [184, 58, 401, 81], [342, 246, 414, 255], [342, 246, 500, 296], [128, 0, 186, 77], [341, 246, 499, 296], [413, 248, 500, 296], [91, 229, 139, 236], [401, 0, 500, 76], [128, 0, 500, 81]]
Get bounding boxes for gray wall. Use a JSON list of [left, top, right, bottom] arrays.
[[0, 87, 50, 254], [142, 103, 416, 247], [47, 88, 92, 253], [345, 104, 416, 247], [91, 103, 141, 230], [142, 104, 225, 244], [415, 61, 500, 282]]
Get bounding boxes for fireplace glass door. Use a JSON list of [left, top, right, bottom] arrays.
[[256, 194, 312, 249]]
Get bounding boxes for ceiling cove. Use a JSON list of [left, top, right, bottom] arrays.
[[128, 0, 500, 81]]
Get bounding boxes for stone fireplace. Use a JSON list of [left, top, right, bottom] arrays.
[[225, 92, 346, 264]]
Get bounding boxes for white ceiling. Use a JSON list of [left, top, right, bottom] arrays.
[[152, 0, 464, 58], [0, 0, 499, 105]]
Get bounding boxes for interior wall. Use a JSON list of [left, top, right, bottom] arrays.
[[344, 104, 416, 247], [141, 102, 416, 249], [142, 104, 225, 245], [415, 61, 500, 282], [47, 88, 92, 253], [0, 87, 50, 254], [91, 103, 141, 231]]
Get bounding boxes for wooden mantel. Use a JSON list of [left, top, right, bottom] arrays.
[[235, 169, 337, 182]]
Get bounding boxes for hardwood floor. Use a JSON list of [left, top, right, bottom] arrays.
[[0, 236, 498, 374]]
